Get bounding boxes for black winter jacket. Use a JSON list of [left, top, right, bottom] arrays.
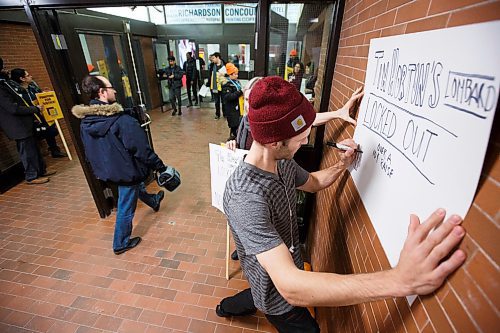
[[164, 65, 184, 89], [0, 79, 37, 140], [71, 100, 164, 185], [183, 58, 198, 80], [222, 79, 242, 129]]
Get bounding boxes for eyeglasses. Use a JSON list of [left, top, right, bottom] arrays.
[[104, 86, 115, 90]]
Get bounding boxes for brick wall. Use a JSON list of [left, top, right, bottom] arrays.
[[0, 21, 74, 153], [308, 0, 500, 332]]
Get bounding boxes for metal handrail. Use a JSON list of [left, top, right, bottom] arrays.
[[141, 112, 152, 127]]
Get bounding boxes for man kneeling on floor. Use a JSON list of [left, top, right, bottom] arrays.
[[72, 75, 167, 255], [216, 76, 467, 332]]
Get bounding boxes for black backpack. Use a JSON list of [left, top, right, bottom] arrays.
[[236, 116, 253, 150]]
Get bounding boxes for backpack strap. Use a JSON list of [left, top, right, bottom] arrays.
[[237, 116, 251, 150]]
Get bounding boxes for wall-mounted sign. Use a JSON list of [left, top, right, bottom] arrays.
[[165, 4, 222, 24], [224, 4, 256, 24], [351, 21, 499, 268], [271, 4, 286, 17]]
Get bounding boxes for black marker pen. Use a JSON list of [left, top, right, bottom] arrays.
[[326, 141, 363, 153]]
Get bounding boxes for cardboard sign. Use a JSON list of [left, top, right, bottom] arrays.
[[209, 143, 248, 213], [36, 91, 64, 121]]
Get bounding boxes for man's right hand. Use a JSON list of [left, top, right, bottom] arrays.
[[225, 140, 236, 151], [392, 209, 466, 296]]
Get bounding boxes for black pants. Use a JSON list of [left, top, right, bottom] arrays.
[[16, 136, 46, 181], [213, 92, 222, 117], [266, 306, 320, 333], [219, 288, 319, 333], [186, 78, 198, 104], [169, 86, 182, 111], [37, 124, 59, 150], [229, 126, 238, 139]]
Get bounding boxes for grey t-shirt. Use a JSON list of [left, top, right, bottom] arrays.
[[223, 158, 309, 315]]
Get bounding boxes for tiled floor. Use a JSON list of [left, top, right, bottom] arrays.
[[0, 104, 277, 333]]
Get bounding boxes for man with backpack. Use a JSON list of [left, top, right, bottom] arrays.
[[216, 77, 466, 332]]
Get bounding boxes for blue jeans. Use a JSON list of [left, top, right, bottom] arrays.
[[113, 182, 160, 251], [16, 136, 46, 181]]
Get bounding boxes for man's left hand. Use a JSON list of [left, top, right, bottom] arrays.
[[340, 86, 364, 125]]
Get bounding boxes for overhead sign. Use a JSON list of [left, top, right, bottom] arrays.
[[271, 4, 286, 17], [224, 4, 256, 24], [351, 21, 499, 267], [36, 91, 64, 122], [165, 4, 222, 24]]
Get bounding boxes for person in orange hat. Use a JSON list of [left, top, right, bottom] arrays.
[[286, 49, 300, 79], [221, 63, 243, 141]]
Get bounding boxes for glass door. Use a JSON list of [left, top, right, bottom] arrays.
[[78, 33, 134, 108]]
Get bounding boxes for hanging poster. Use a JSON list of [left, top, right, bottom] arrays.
[[351, 21, 499, 267]]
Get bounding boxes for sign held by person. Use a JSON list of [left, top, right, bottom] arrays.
[[36, 91, 72, 160]]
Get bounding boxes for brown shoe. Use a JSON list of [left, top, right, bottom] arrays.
[[26, 177, 49, 185], [42, 170, 57, 176]]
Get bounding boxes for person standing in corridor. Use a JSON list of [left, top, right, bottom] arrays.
[[183, 52, 199, 107], [72, 75, 167, 255], [164, 56, 184, 116]]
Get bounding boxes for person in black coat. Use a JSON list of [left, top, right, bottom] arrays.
[[0, 58, 53, 184], [183, 52, 198, 107], [72, 75, 166, 255], [163, 56, 184, 116], [221, 63, 243, 141], [9, 68, 66, 158]]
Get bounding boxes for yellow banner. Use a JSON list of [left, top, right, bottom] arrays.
[[122, 75, 132, 97], [36, 91, 64, 122]]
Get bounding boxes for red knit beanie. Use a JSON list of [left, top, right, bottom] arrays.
[[248, 76, 316, 144]]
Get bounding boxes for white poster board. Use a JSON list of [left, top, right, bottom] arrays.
[[351, 21, 499, 267], [209, 144, 248, 213]]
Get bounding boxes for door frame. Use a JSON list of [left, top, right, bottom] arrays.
[[14, 0, 344, 218]]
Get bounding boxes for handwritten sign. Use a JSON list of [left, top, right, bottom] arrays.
[[36, 91, 64, 122], [351, 21, 499, 267], [209, 143, 248, 213]]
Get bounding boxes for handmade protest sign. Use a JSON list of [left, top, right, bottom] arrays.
[[351, 21, 499, 267]]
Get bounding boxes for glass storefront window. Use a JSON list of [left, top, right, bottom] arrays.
[[228, 44, 251, 72], [268, 2, 334, 144]]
